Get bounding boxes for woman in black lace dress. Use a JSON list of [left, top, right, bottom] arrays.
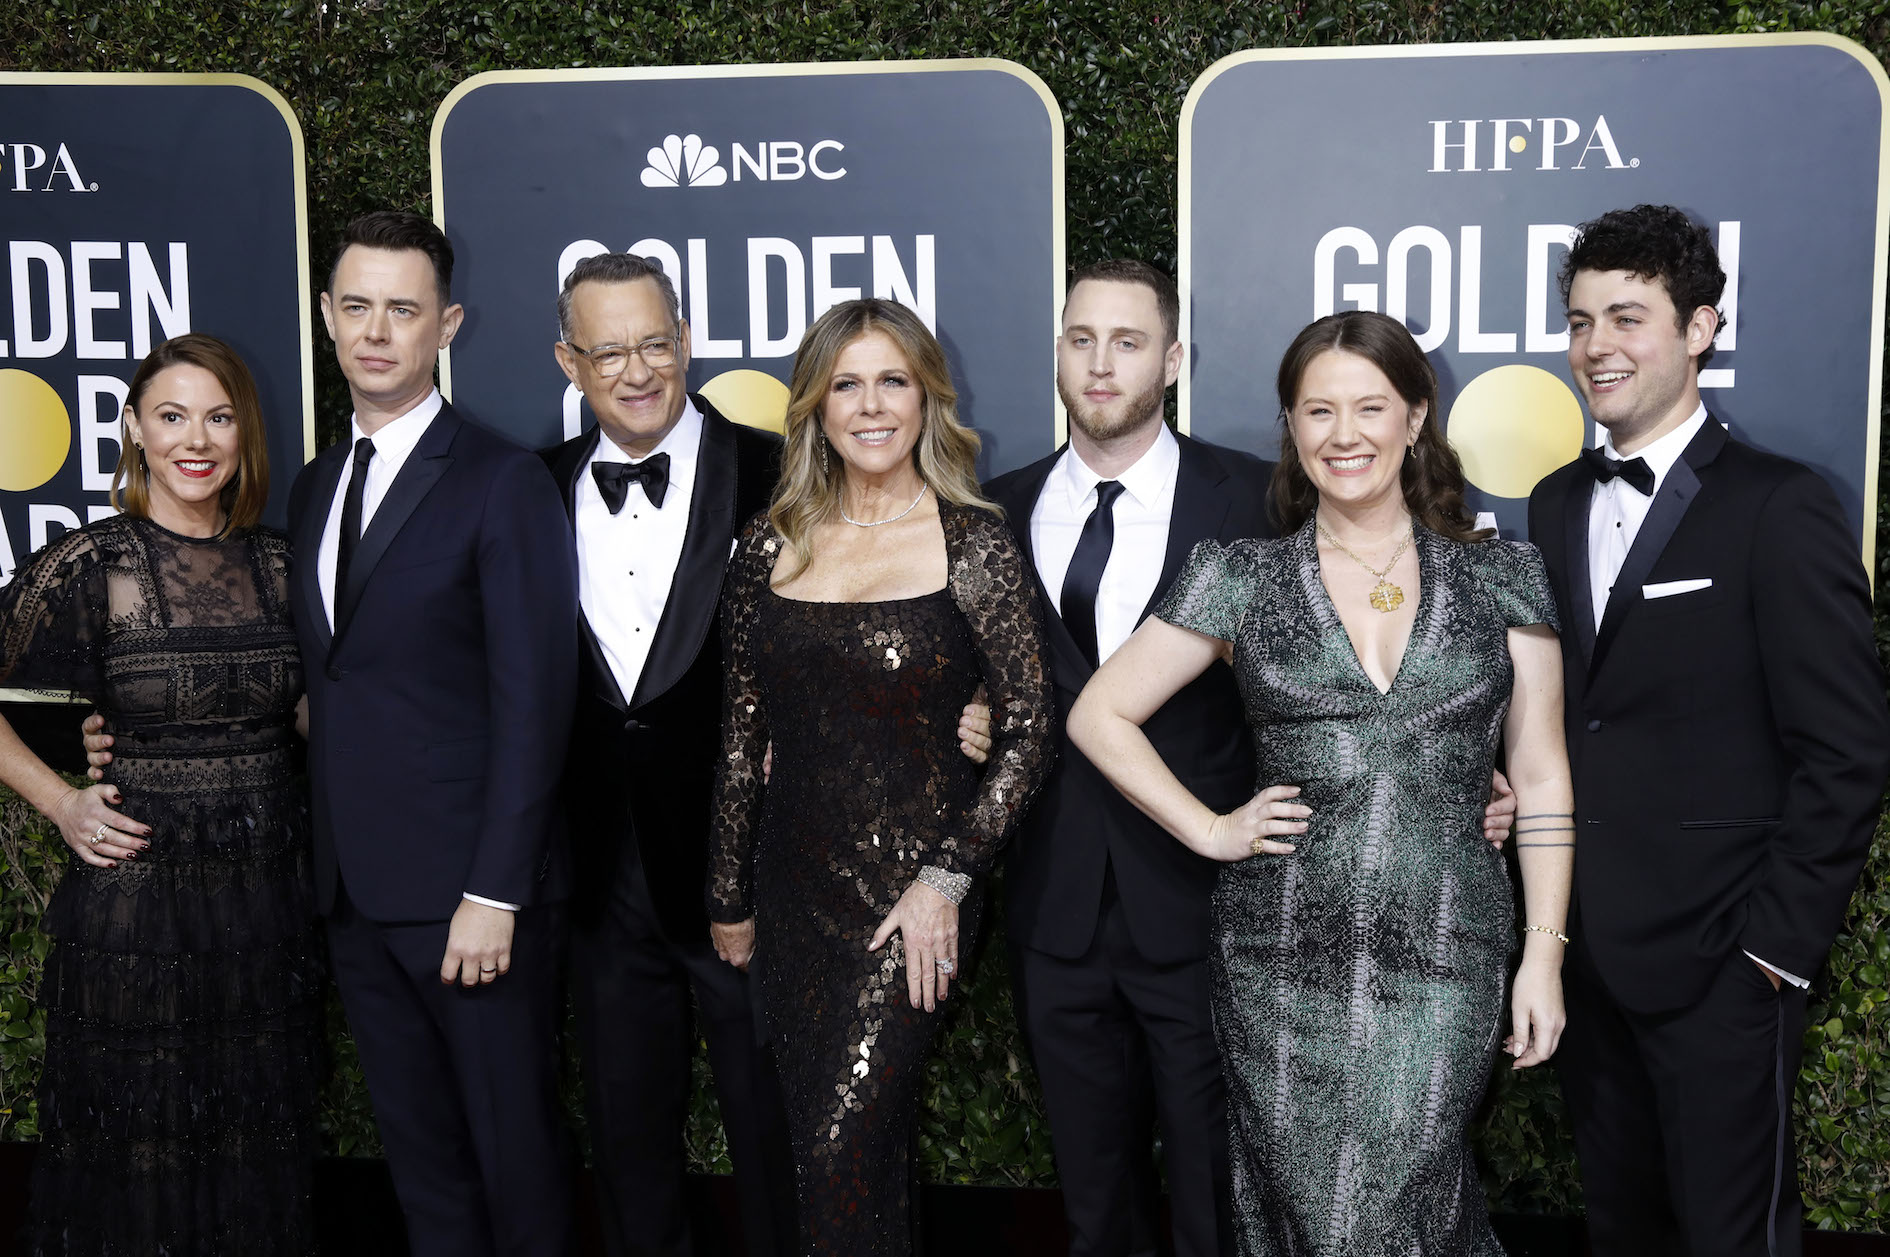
[[709, 298, 1053, 1256], [0, 334, 322, 1255]]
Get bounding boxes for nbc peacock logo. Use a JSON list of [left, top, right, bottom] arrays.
[[641, 134, 727, 189]]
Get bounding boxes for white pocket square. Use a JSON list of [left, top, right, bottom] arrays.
[[1642, 578, 1713, 599]]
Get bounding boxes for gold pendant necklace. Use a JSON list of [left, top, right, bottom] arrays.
[[1316, 514, 1413, 614]]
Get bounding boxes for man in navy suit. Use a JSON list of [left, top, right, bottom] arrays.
[[289, 211, 578, 1257]]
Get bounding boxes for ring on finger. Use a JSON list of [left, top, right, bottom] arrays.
[[90, 824, 107, 845], [936, 957, 956, 976]]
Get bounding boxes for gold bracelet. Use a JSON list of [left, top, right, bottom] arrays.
[[1525, 924, 1570, 944]]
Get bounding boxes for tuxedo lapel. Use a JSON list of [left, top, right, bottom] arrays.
[[1142, 436, 1231, 624], [630, 411, 737, 710], [1562, 467, 1598, 666], [1003, 453, 1095, 688], [1589, 418, 1725, 678], [332, 407, 457, 652], [553, 429, 630, 712], [297, 443, 347, 655]]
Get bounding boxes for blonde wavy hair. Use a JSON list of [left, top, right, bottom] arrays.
[[768, 298, 997, 585]]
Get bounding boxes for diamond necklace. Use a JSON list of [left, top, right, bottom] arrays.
[[840, 483, 928, 527]]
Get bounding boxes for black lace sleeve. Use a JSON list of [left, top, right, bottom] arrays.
[[930, 503, 1055, 882], [707, 511, 776, 923], [0, 524, 110, 700]]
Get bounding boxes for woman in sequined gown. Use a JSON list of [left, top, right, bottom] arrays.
[[0, 335, 322, 1256], [709, 299, 1053, 1257], [1070, 311, 1575, 1256]]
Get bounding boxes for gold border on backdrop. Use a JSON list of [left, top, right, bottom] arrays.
[[0, 71, 314, 706], [429, 59, 1068, 448], [1175, 33, 1890, 572]]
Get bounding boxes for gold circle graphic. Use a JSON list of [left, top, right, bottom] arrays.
[[0, 369, 73, 492], [1445, 364, 1585, 499], [700, 369, 790, 434], [1509, 135, 1527, 153]]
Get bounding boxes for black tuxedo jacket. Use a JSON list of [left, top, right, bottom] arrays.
[[1528, 417, 1890, 1013], [542, 395, 782, 943], [287, 402, 579, 922], [987, 432, 1276, 966]]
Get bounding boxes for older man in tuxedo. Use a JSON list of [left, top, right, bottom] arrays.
[[1528, 204, 1890, 1257], [542, 251, 798, 1257]]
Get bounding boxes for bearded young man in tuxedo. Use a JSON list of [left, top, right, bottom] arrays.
[[1527, 203, 1890, 1257]]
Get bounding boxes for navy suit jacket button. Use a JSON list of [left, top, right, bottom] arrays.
[[1586, 718, 1602, 732], [326, 665, 344, 682], [622, 718, 641, 733]]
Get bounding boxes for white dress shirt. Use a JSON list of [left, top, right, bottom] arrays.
[[317, 390, 519, 913], [1585, 403, 1804, 989], [576, 399, 703, 700], [317, 389, 443, 628], [1030, 424, 1179, 664]]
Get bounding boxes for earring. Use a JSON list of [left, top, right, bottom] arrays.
[[819, 437, 829, 475]]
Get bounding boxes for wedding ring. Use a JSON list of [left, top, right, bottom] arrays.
[[1250, 835, 1265, 856], [91, 824, 107, 845], [936, 958, 956, 976], [479, 965, 498, 973]]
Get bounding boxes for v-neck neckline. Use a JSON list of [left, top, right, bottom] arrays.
[[1303, 521, 1429, 698]]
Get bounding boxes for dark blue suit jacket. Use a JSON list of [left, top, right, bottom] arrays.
[[287, 402, 579, 922]]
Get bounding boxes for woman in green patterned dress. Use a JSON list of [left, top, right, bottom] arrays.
[[1069, 311, 1574, 1255]]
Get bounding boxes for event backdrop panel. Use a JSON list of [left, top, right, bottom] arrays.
[[1181, 35, 1888, 550], [433, 61, 1064, 476], [0, 74, 313, 576]]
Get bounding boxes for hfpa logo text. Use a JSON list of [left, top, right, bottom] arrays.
[[1428, 116, 1637, 173], [641, 133, 847, 188], [0, 143, 95, 192]]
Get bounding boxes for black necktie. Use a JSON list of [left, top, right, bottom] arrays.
[[334, 437, 375, 615], [1580, 446, 1655, 496], [592, 453, 671, 513], [1060, 480, 1126, 669]]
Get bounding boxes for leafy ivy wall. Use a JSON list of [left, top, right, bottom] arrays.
[[2, 0, 1888, 1231]]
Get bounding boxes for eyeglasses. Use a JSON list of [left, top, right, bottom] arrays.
[[563, 335, 679, 376]]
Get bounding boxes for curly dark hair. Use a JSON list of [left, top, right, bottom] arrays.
[[1559, 204, 1726, 368], [1270, 311, 1488, 544]]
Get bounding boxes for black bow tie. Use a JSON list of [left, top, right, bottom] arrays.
[[1580, 446, 1656, 496], [593, 453, 670, 513]]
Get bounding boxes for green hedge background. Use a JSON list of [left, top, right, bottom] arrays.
[[4, 0, 1889, 1232]]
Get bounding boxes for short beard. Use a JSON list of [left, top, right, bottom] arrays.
[[1059, 374, 1167, 444]]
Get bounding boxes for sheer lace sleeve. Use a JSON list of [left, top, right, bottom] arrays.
[[926, 503, 1054, 889], [707, 511, 776, 923], [0, 524, 110, 700]]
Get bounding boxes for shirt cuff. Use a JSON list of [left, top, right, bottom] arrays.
[[1744, 950, 1809, 989], [463, 892, 521, 912]]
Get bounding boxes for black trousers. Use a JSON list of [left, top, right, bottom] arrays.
[[569, 850, 797, 1257], [1011, 872, 1233, 1257], [326, 886, 573, 1257], [1559, 942, 1809, 1257]]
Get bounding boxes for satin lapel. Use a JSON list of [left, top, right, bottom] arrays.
[[630, 412, 737, 710], [554, 430, 629, 713], [1589, 463, 1701, 679], [332, 408, 456, 649], [1004, 454, 1095, 688], [297, 443, 347, 655], [1562, 467, 1598, 666], [1141, 436, 1230, 624]]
